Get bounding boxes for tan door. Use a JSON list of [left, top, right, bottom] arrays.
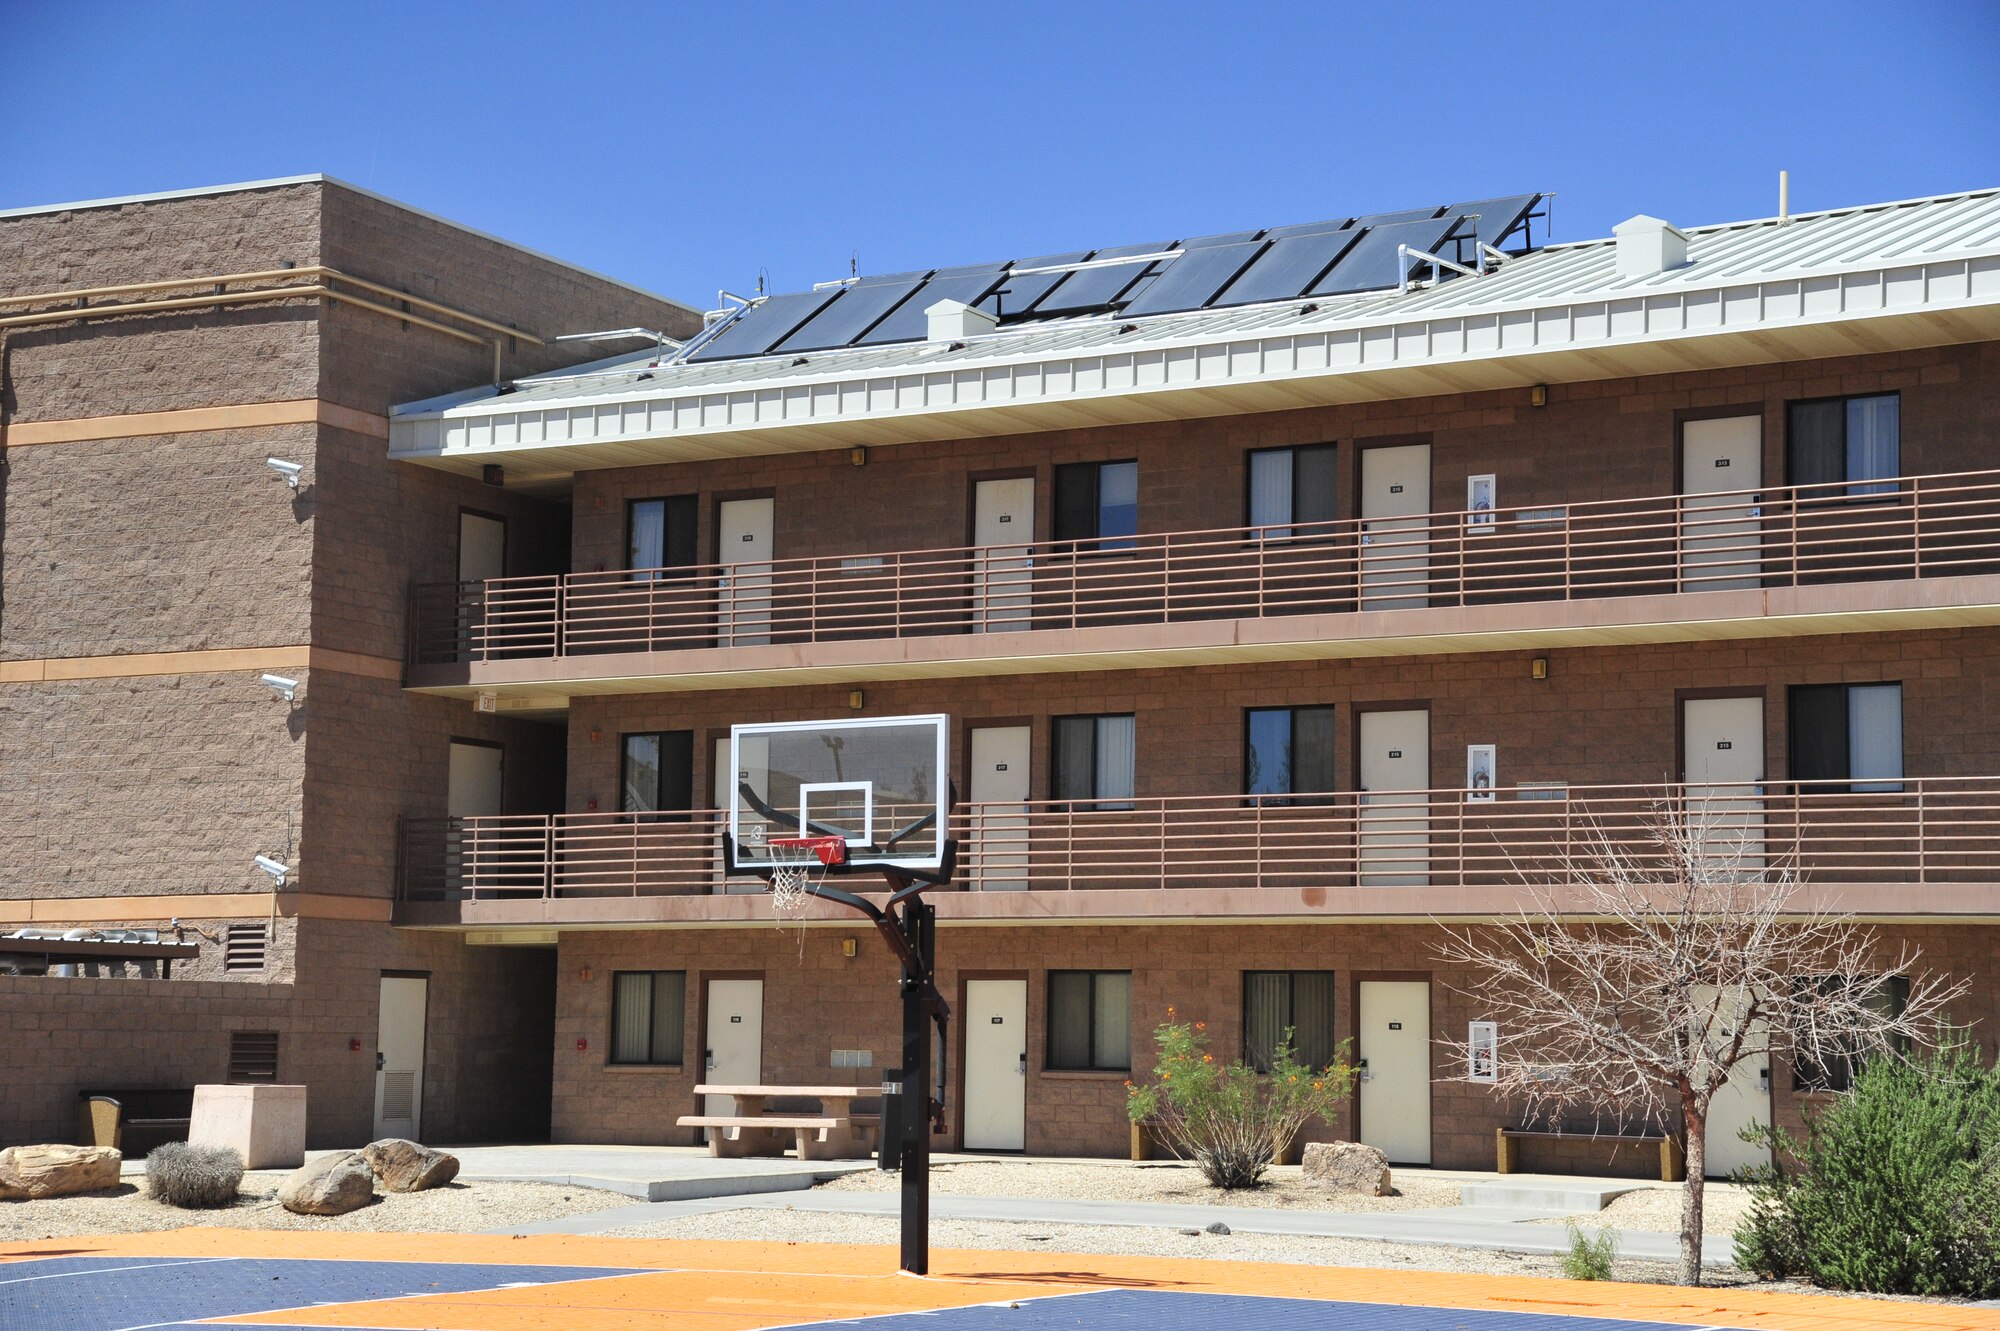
[[963, 979, 1028, 1150], [715, 735, 771, 894], [1682, 697, 1765, 869], [447, 741, 504, 817], [969, 725, 1031, 890], [458, 511, 506, 583], [1358, 980, 1431, 1164], [703, 978, 764, 1119], [719, 497, 775, 645], [374, 975, 427, 1140], [1361, 444, 1431, 609], [1682, 416, 1763, 591], [973, 478, 1035, 632], [1359, 709, 1430, 886], [1695, 984, 1773, 1177]]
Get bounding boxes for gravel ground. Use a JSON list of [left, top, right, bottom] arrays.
[[1531, 1182, 1753, 1236], [0, 1176, 630, 1239], [817, 1160, 1462, 1211]]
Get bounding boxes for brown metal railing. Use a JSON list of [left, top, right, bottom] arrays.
[[394, 777, 2000, 903], [407, 468, 2000, 666]]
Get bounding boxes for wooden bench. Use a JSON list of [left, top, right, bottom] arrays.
[[679, 1085, 878, 1161], [78, 1088, 195, 1156], [1496, 1126, 1685, 1182]]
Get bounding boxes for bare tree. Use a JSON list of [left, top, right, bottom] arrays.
[[1436, 804, 1966, 1287]]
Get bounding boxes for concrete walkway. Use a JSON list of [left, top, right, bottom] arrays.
[[487, 1172, 1734, 1267], [444, 1144, 872, 1201]]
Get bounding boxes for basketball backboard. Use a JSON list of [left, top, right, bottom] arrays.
[[728, 714, 951, 875]]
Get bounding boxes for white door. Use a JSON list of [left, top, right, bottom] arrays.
[[1695, 985, 1773, 1178], [719, 497, 775, 645], [1361, 444, 1431, 609], [963, 979, 1028, 1151], [447, 741, 504, 817], [1683, 697, 1766, 870], [703, 978, 764, 1119], [715, 734, 771, 894], [374, 976, 427, 1140], [458, 511, 506, 583], [1682, 417, 1763, 591], [1358, 980, 1431, 1164], [973, 478, 1035, 632], [969, 725, 1031, 890], [1359, 709, 1430, 886]]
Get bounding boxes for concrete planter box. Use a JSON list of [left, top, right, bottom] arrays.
[[188, 1084, 307, 1170]]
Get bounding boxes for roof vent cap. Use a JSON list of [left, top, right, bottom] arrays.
[[925, 299, 997, 342], [1613, 214, 1689, 278]]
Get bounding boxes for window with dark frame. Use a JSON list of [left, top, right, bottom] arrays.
[[1053, 460, 1139, 550], [1793, 976, 1910, 1092], [1052, 714, 1136, 810], [628, 495, 699, 578], [1788, 393, 1900, 497], [1247, 444, 1338, 539], [1243, 971, 1336, 1073], [610, 970, 686, 1065], [1245, 706, 1337, 804], [1788, 683, 1904, 792], [621, 730, 695, 814], [1046, 970, 1132, 1071]]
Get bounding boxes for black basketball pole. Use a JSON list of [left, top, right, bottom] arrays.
[[897, 894, 935, 1275]]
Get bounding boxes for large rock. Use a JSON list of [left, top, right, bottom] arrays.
[[1301, 1140, 1393, 1196], [359, 1138, 459, 1193], [0, 1144, 123, 1199], [277, 1151, 376, 1215]]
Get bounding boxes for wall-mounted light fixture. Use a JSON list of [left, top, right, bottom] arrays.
[[589, 729, 603, 744], [1529, 384, 1549, 408], [841, 937, 857, 958], [580, 966, 592, 982], [483, 464, 506, 486], [848, 690, 865, 710], [850, 446, 868, 467], [1531, 656, 1549, 681]]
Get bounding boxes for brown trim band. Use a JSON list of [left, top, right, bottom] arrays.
[[0, 645, 401, 684], [0, 892, 393, 926], [3, 399, 389, 447]]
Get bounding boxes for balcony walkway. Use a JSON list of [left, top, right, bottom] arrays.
[[405, 469, 2000, 700]]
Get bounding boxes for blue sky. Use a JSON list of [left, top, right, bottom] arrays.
[[4, 2, 1996, 308]]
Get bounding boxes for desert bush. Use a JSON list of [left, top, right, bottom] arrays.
[[1561, 1222, 1618, 1281], [145, 1142, 244, 1209], [1125, 1010, 1353, 1189], [1734, 1036, 2000, 1296]]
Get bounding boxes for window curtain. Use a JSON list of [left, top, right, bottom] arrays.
[[1788, 400, 1846, 492], [1848, 683, 1903, 791], [1244, 972, 1290, 1072], [629, 499, 666, 572], [1098, 462, 1139, 549], [1053, 717, 1097, 804], [1291, 971, 1335, 1070], [1294, 707, 1337, 798], [1092, 972, 1132, 1070], [611, 972, 653, 1063], [648, 973, 686, 1063], [1846, 395, 1900, 496], [1048, 972, 1093, 1069], [1095, 715, 1136, 805], [1294, 445, 1339, 528], [1249, 450, 1295, 537], [1789, 684, 1849, 784]]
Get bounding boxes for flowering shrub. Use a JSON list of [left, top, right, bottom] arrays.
[[1125, 1009, 1355, 1189]]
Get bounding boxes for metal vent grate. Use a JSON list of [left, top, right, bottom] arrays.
[[227, 1030, 279, 1081], [380, 1070, 416, 1120], [224, 924, 268, 971]]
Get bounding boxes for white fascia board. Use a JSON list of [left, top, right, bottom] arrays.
[[389, 249, 2000, 465]]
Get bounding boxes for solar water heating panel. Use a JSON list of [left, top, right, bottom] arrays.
[[687, 288, 845, 360], [1210, 229, 1363, 307], [773, 273, 930, 353], [1119, 241, 1268, 316], [1310, 216, 1462, 295]]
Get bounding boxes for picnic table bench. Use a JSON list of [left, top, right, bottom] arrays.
[[1496, 1125, 1686, 1182], [680, 1084, 881, 1161]]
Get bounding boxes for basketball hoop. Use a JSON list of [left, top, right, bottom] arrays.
[[765, 835, 846, 917]]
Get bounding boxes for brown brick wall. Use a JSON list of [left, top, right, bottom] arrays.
[[568, 341, 2000, 573], [565, 628, 2000, 813], [549, 920, 1998, 1166]]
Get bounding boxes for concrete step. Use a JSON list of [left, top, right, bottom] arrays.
[[1458, 1179, 1646, 1212]]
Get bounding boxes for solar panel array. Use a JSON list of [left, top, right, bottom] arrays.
[[688, 193, 1546, 363]]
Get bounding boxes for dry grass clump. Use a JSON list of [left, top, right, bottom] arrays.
[[145, 1142, 245, 1209]]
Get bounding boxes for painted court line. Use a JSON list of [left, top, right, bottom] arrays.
[[0, 1256, 234, 1286], [201, 1268, 663, 1330]]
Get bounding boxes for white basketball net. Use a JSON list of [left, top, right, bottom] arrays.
[[766, 839, 832, 919]]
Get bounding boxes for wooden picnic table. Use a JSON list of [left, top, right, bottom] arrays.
[[679, 1084, 880, 1161]]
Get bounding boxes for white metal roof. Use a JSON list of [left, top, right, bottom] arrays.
[[392, 188, 2000, 482]]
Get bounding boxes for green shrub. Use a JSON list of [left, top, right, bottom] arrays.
[[1561, 1222, 1618, 1281], [1125, 1010, 1353, 1189], [145, 1142, 244, 1209], [1734, 1037, 2000, 1297]]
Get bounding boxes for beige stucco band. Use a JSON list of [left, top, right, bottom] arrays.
[[1, 892, 393, 926], [1, 398, 388, 447], [0, 645, 401, 685]]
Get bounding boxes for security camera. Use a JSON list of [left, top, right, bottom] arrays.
[[266, 457, 304, 488], [253, 855, 289, 887], [259, 673, 299, 701]]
